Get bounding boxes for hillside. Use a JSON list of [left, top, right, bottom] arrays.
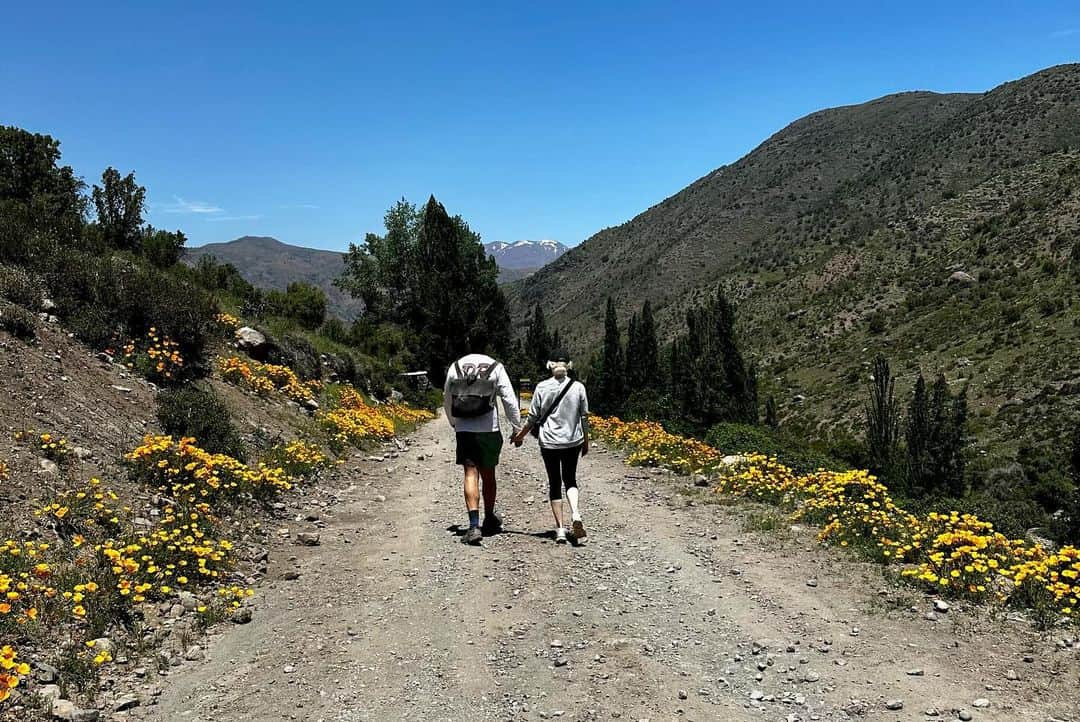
[[485, 239, 568, 281], [185, 236, 364, 320], [511, 63, 1080, 457]]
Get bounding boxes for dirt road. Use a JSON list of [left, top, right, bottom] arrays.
[[144, 415, 1078, 722]]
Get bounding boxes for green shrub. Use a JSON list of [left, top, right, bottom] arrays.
[[267, 333, 321, 381], [156, 385, 245, 458], [0, 301, 36, 340], [705, 422, 846, 474], [0, 264, 43, 310]]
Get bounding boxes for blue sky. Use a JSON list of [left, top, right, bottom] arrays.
[[4, 2, 1079, 251]]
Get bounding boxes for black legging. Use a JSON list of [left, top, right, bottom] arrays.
[[541, 445, 582, 500]]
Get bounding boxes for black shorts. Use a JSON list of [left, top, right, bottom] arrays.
[[456, 431, 503, 468]]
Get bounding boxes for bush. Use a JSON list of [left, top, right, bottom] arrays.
[[156, 385, 245, 458], [267, 333, 321, 381], [0, 301, 36, 340], [45, 253, 216, 380], [705, 422, 846, 474], [0, 264, 43, 310]]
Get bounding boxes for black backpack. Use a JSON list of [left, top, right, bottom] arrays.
[[448, 360, 501, 418]]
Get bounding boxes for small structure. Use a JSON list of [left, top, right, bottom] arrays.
[[399, 370, 430, 391]]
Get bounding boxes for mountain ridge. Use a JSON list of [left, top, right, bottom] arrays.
[[509, 63, 1080, 458]]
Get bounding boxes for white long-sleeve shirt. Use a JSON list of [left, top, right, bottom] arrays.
[[529, 376, 589, 449], [443, 354, 522, 434]]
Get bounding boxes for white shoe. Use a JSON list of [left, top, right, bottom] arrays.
[[554, 527, 568, 544]]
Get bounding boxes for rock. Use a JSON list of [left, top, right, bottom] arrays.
[[948, 270, 976, 285], [1005, 668, 1019, 681], [179, 592, 198, 612], [906, 668, 924, 676], [720, 454, 747, 467], [38, 458, 59, 475], [38, 683, 62, 702], [885, 699, 904, 711], [933, 599, 950, 612], [749, 690, 764, 701], [801, 671, 820, 683], [806, 579, 818, 588], [72, 447, 93, 460], [283, 570, 301, 580], [232, 608, 253, 624], [52, 698, 100, 721], [678, 690, 688, 700], [90, 638, 115, 654], [553, 657, 568, 667], [295, 532, 320, 546], [235, 327, 268, 357], [958, 711, 973, 721], [42, 297, 57, 311], [302, 398, 320, 412], [792, 394, 807, 405], [972, 698, 990, 708], [114, 694, 140, 711], [110, 385, 134, 393], [694, 475, 710, 487], [35, 662, 60, 683], [183, 646, 205, 662]]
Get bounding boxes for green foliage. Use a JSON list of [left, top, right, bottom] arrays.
[[626, 300, 660, 390], [526, 304, 552, 376], [594, 297, 626, 415], [669, 287, 757, 428], [156, 385, 245, 458], [764, 395, 779, 428], [0, 301, 36, 340], [337, 196, 510, 382], [0, 126, 86, 264], [266, 282, 327, 330], [0, 264, 43, 310], [865, 355, 901, 480], [705, 422, 846, 475], [92, 167, 145, 252], [140, 226, 186, 269]]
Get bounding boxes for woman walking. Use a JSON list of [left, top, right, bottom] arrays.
[[512, 349, 590, 544]]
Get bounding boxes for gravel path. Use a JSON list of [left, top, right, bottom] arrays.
[[144, 415, 1079, 722]]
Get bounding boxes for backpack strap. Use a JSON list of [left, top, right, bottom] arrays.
[[480, 361, 500, 379], [536, 380, 575, 429], [454, 359, 464, 378]]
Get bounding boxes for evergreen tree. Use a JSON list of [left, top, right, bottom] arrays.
[[927, 376, 967, 497], [597, 297, 626, 415], [551, 328, 562, 355], [625, 311, 641, 387], [905, 373, 931, 495], [764, 395, 779, 428], [526, 304, 551, 372], [337, 195, 509, 383], [637, 300, 660, 387], [93, 167, 145, 252], [1072, 423, 1080, 485], [715, 292, 756, 424], [865, 355, 901, 480]]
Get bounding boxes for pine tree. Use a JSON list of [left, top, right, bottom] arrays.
[[764, 395, 779, 428], [1071, 423, 1080, 485], [597, 297, 626, 415], [714, 289, 756, 424], [625, 312, 641, 388], [905, 373, 931, 495], [638, 300, 660, 387], [865, 355, 900, 480], [526, 304, 551, 373], [927, 377, 967, 498]]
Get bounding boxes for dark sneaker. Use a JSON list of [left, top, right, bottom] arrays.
[[572, 519, 588, 545], [481, 512, 503, 535], [461, 526, 483, 545]]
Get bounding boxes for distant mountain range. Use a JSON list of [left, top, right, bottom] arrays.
[[485, 240, 569, 282], [184, 236, 568, 320], [184, 236, 365, 320]]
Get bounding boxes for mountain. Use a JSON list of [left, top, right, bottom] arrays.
[[185, 236, 363, 320], [485, 240, 568, 281], [510, 64, 1080, 457]]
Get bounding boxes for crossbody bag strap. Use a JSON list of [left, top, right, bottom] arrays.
[[536, 380, 575, 428]]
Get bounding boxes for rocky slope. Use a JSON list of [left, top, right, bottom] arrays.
[[510, 63, 1080, 456], [485, 240, 569, 282]]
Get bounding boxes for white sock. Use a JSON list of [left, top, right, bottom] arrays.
[[566, 487, 581, 521]]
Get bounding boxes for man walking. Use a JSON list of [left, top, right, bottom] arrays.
[[444, 352, 522, 544]]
